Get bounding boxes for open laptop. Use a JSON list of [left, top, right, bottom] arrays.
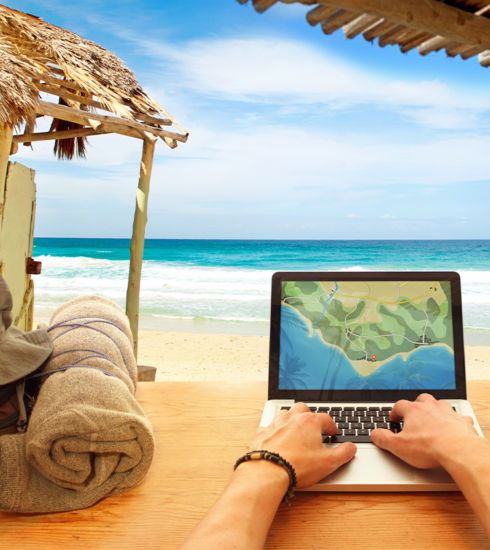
[[260, 272, 484, 491]]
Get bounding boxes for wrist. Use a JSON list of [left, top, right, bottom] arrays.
[[437, 434, 489, 473], [235, 458, 290, 497]]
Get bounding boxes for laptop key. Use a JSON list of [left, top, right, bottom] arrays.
[[318, 407, 330, 412], [331, 407, 342, 411], [359, 417, 370, 423], [344, 407, 355, 411], [358, 429, 369, 436], [341, 411, 353, 417], [308, 407, 318, 412], [350, 423, 362, 429], [373, 416, 384, 423], [330, 410, 341, 417], [376, 423, 388, 429], [369, 407, 380, 411], [356, 407, 367, 411], [330, 435, 373, 444], [337, 422, 349, 429], [363, 422, 375, 429], [344, 429, 356, 436], [381, 406, 393, 411]]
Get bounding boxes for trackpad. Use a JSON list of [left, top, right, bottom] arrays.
[[328, 447, 415, 483]]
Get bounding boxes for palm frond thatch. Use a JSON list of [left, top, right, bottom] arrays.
[[0, 4, 171, 158]]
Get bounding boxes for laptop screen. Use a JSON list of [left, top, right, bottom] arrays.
[[269, 272, 466, 401]]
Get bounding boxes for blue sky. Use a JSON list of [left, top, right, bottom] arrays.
[[10, 0, 490, 239]]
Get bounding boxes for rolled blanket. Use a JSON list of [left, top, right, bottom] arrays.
[[0, 296, 155, 513]]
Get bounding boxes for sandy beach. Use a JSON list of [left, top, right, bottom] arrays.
[[138, 330, 490, 382]]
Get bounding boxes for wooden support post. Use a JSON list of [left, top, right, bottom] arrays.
[[126, 139, 155, 359], [0, 125, 13, 190]]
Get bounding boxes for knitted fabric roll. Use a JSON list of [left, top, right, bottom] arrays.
[[0, 296, 155, 513]]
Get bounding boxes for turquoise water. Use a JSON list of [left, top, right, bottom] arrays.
[[32, 239, 490, 342], [280, 306, 455, 390]]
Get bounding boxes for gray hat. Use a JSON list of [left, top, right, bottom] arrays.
[[0, 274, 53, 384]]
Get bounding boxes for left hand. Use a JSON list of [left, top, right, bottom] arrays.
[[248, 402, 357, 489]]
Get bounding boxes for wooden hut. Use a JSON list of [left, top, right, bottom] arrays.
[[239, 0, 490, 65], [0, 4, 188, 357]]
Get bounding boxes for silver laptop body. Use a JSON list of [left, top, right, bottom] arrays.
[[261, 272, 484, 491]]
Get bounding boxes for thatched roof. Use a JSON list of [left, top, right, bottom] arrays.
[[239, 0, 490, 67], [0, 4, 187, 158]]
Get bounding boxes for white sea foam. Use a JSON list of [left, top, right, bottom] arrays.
[[33, 257, 490, 330]]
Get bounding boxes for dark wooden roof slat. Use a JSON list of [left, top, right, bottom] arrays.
[[307, 4, 340, 25], [378, 25, 412, 47], [399, 30, 433, 52], [321, 9, 359, 35], [445, 42, 478, 55], [363, 19, 398, 42], [459, 44, 487, 58], [252, 0, 279, 13], [310, 0, 490, 50]]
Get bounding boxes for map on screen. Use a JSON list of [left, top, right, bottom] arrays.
[[279, 280, 456, 391]]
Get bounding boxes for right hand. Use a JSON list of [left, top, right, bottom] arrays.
[[371, 393, 479, 469], [247, 402, 357, 489]]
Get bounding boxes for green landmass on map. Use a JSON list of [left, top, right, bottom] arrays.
[[282, 280, 454, 377]]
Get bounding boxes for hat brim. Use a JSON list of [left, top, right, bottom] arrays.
[[0, 326, 53, 384]]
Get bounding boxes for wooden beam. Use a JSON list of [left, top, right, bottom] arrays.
[[161, 136, 178, 149], [22, 116, 36, 147], [343, 14, 380, 39], [0, 125, 13, 206], [315, 0, 490, 50], [322, 10, 359, 35], [252, 0, 279, 13], [399, 30, 431, 53], [378, 25, 408, 47], [307, 5, 339, 26], [36, 100, 188, 143], [459, 45, 486, 59], [418, 35, 451, 56], [41, 75, 88, 93], [36, 81, 173, 126], [478, 50, 490, 66], [13, 128, 110, 143], [126, 139, 156, 359], [363, 19, 397, 41]]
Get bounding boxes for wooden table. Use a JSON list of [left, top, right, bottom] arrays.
[[2, 381, 490, 550]]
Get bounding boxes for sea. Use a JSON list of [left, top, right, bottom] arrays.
[[32, 239, 490, 346]]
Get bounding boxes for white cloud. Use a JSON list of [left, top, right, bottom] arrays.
[[380, 214, 396, 219], [135, 36, 490, 130], [347, 214, 361, 218]]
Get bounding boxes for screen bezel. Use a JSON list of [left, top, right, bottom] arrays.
[[268, 271, 466, 402]]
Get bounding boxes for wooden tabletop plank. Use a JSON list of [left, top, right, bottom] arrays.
[[1, 381, 489, 550]]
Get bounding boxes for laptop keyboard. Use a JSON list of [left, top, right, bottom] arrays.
[[280, 404, 457, 444]]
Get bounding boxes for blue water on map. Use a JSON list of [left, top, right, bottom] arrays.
[[32, 238, 490, 341], [279, 306, 456, 390]]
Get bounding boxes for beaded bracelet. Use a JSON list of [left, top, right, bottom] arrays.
[[233, 450, 297, 505]]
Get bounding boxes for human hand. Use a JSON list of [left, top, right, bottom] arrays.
[[247, 402, 357, 489], [371, 393, 479, 469]]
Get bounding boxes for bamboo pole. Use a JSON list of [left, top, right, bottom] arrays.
[[126, 139, 155, 359]]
